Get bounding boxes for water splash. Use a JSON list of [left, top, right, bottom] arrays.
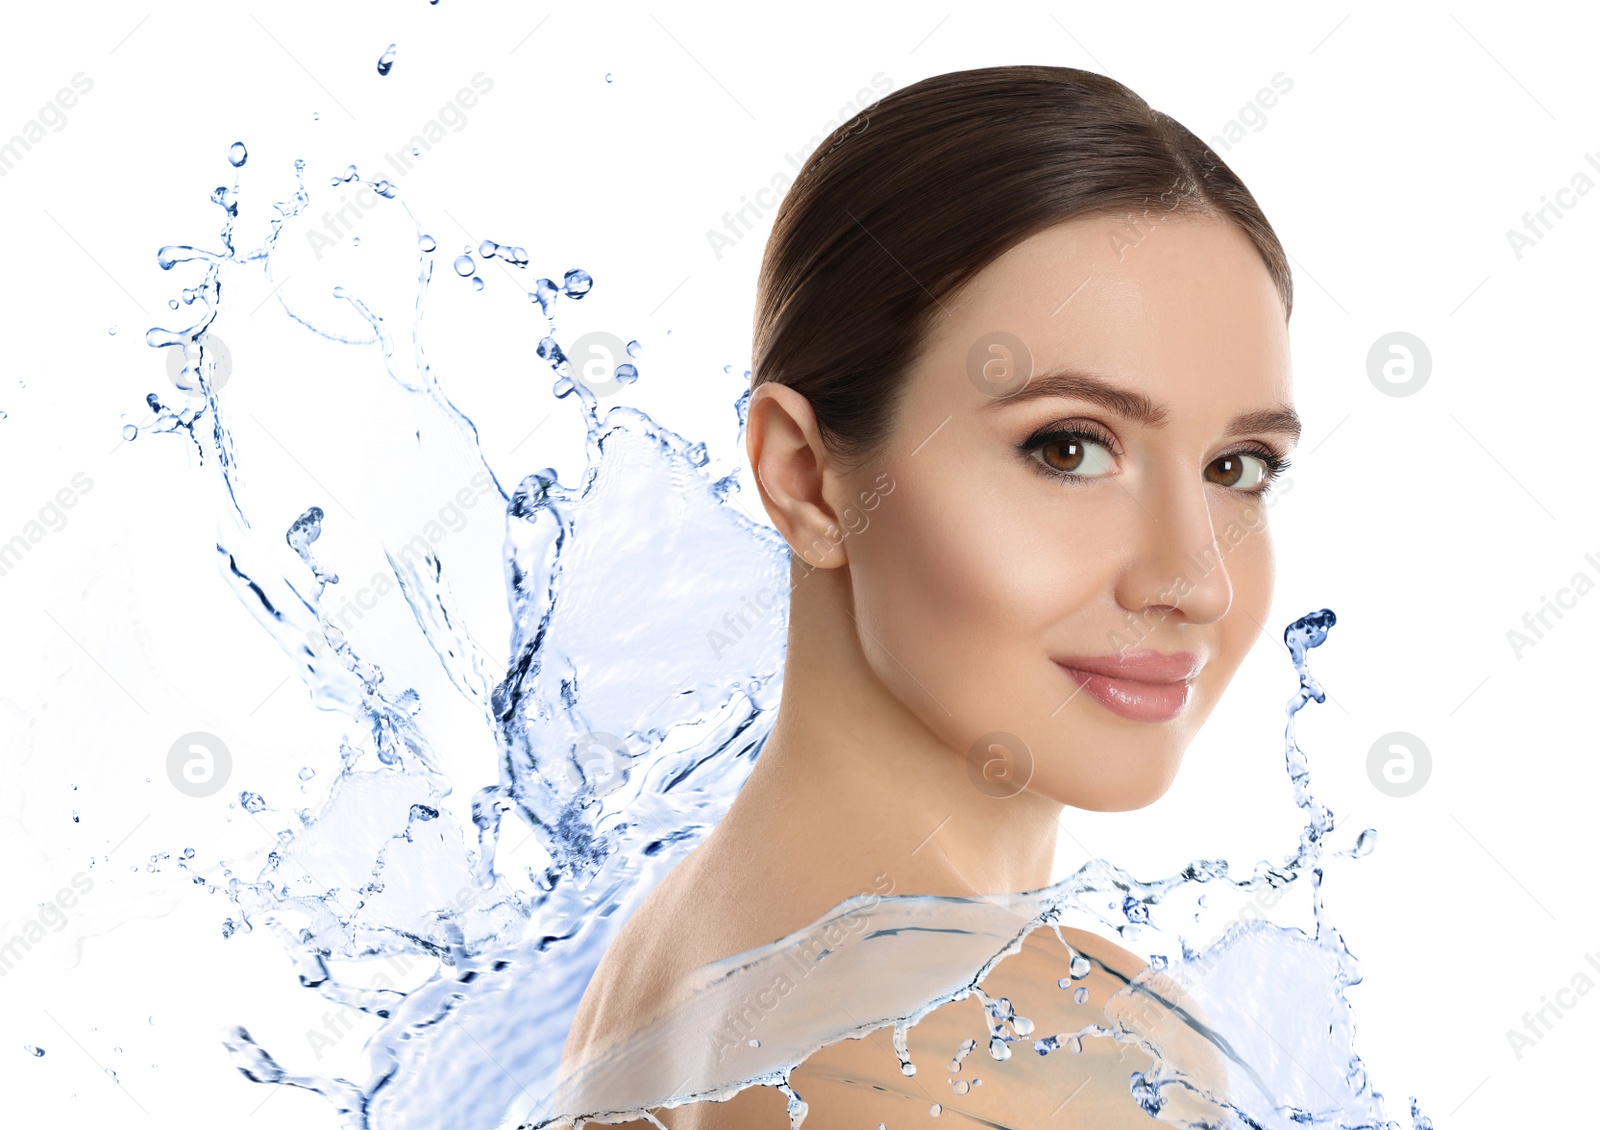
[[140, 143, 1427, 1130], [538, 618, 1410, 1129]]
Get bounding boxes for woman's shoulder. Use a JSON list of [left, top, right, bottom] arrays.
[[561, 897, 1186, 1128], [562, 872, 695, 1069], [561, 839, 760, 1072]]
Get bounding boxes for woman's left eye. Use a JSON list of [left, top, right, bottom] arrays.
[[1205, 451, 1275, 491]]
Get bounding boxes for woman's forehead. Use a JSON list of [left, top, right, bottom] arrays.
[[912, 216, 1292, 412]]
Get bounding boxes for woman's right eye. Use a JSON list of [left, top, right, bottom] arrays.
[[1027, 431, 1118, 480]]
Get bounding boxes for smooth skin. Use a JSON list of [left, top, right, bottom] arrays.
[[557, 210, 1298, 1127]]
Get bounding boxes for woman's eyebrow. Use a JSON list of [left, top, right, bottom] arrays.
[[984, 367, 1302, 444], [1225, 406, 1303, 444]]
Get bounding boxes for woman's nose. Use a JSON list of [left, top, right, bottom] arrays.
[[1112, 474, 1233, 627]]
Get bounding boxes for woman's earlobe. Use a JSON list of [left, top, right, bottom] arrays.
[[744, 384, 849, 567]]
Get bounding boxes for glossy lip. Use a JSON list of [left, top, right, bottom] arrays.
[[1051, 650, 1204, 723]]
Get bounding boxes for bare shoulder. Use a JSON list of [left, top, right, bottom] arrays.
[[561, 856, 704, 1071], [559, 909, 1215, 1129]]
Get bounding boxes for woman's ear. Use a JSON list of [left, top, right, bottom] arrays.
[[745, 383, 850, 569]]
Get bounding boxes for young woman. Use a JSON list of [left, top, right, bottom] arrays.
[[555, 64, 1298, 1127]]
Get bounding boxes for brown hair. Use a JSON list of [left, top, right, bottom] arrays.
[[751, 65, 1293, 470]]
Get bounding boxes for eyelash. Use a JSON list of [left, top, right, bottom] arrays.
[[1018, 422, 1293, 495]]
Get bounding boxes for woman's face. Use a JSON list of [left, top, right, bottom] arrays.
[[832, 212, 1297, 811]]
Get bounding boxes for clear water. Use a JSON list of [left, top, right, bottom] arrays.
[[140, 148, 1431, 1130]]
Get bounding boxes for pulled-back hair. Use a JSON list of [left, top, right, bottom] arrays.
[[751, 65, 1292, 469]]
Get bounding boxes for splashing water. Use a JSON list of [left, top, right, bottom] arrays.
[[140, 144, 1430, 1130]]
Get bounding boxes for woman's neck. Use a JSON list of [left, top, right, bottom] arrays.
[[703, 560, 1063, 926]]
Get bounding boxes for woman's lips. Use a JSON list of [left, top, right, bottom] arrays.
[[1052, 651, 1202, 723]]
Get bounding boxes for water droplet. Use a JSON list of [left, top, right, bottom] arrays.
[[227, 141, 247, 167], [470, 276, 485, 291], [1069, 955, 1090, 978], [351, 237, 361, 248], [479, 239, 499, 259], [1073, 986, 1088, 1004], [239, 791, 267, 814], [1353, 827, 1377, 856], [747, 1038, 759, 1048], [453, 254, 475, 277], [418, 234, 436, 252], [952, 1079, 970, 1095], [298, 767, 316, 781], [561, 268, 592, 298], [377, 44, 397, 76], [615, 363, 638, 388], [605, 72, 613, 83], [121, 424, 138, 442], [107, 324, 117, 336], [626, 339, 641, 357], [24, 1045, 44, 1057], [987, 1036, 1010, 1061], [929, 1103, 942, 1116], [531, 278, 560, 316], [181, 847, 196, 859]]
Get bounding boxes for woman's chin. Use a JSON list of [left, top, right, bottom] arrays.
[[1034, 759, 1182, 813]]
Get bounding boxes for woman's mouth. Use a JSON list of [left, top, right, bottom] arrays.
[[1051, 651, 1202, 723]]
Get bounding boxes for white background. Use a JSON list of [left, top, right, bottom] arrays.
[[1, 1, 1595, 1126]]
